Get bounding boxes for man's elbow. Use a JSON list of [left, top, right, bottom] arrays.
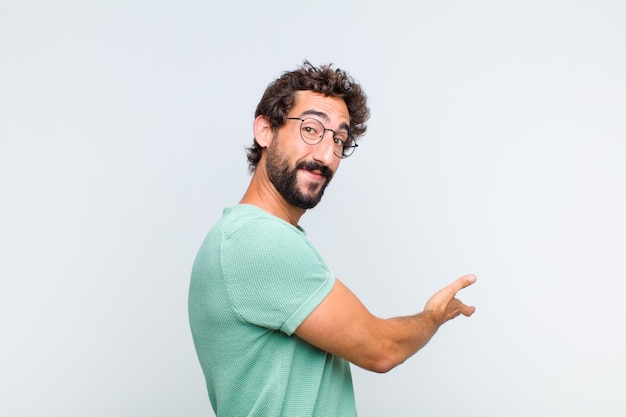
[[357, 345, 406, 374], [362, 355, 405, 373]]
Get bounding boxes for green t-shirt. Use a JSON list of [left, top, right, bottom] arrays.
[[189, 204, 356, 417]]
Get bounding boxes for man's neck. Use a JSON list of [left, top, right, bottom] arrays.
[[240, 168, 305, 226]]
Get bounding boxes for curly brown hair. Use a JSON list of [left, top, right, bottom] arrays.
[[246, 61, 370, 172]]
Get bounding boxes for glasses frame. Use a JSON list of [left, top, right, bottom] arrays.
[[286, 117, 358, 159]]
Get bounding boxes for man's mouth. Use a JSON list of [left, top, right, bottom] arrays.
[[297, 161, 332, 180]]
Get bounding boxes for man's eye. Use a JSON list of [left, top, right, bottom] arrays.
[[333, 137, 345, 146], [303, 126, 319, 136]]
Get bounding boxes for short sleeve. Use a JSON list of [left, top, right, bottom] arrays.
[[222, 217, 334, 335]]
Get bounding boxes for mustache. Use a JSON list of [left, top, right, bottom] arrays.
[[296, 161, 333, 179]]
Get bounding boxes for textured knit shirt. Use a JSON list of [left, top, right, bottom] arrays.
[[188, 204, 356, 417]]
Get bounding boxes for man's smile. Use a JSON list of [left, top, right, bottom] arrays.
[[297, 161, 333, 182]]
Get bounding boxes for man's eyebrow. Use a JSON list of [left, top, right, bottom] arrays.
[[299, 109, 350, 131], [300, 109, 328, 120]]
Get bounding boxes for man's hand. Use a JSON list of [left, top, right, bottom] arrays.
[[423, 274, 477, 327]]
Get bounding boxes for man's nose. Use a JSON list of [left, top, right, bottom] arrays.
[[313, 130, 338, 164]]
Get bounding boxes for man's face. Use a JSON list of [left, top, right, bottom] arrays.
[[265, 91, 350, 209]]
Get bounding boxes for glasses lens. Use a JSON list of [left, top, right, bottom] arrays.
[[339, 143, 357, 158], [300, 119, 324, 144], [297, 117, 357, 158]]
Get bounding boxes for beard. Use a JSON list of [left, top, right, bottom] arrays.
[[265, 142, 333, 209]]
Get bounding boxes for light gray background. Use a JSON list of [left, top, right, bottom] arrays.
[[1, 1, 625, 416]]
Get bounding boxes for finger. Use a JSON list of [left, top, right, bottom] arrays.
[[450, 274, 477, 293], [461, 304, 476, 317], [451, 298, 476, 318]]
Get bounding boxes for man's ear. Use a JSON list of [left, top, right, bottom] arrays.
[[253, 115, 273, 148]]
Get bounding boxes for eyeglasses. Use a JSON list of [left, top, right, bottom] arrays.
[[286, 117, 358, 159]]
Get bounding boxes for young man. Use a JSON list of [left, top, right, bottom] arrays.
[[188, 61, 476, 417]]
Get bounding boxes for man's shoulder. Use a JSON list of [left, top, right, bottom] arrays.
[[217, 204, 302, 240]]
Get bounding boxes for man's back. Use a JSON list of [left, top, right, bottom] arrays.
[[188, 204, 356, 417]]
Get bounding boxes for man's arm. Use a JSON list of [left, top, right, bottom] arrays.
[[294, 274, 476, 373]]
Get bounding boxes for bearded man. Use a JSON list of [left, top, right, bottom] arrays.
[[188, 61, 476, 417]]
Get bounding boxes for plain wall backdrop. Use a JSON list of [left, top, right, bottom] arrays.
[[1, 1, 625, 416]]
